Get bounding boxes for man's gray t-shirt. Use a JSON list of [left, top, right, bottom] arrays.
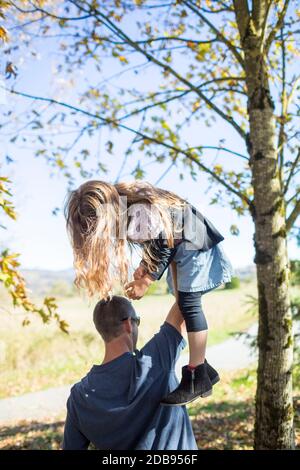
[[63, 322, 197, 450]]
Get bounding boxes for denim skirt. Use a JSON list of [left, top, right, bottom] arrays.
[[166, 241, 234, 294]]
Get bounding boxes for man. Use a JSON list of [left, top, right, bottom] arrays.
[[62, 295, 198, 450]]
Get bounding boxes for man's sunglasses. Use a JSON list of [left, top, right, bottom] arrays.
[[121, 316, 140, 327]]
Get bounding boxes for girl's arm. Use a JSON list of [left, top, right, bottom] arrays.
[[139, 237, 178, 281], [128, 202, 179, 281], [134, 239, 177, 281]]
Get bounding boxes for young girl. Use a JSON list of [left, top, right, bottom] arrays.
[[64, 179, 234, 406]]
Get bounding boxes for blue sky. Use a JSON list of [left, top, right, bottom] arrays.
[[1, 6, 299, 272]]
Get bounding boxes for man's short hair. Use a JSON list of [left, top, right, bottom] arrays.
[[93, 295, 136, 342]]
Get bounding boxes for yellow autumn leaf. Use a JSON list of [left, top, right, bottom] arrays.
[[287, 43, 300, 56], [161, 121, 171, 130], [245, 187, 254, 197], [192, 101, 200, 111], [195, 43, 211, 60], [118, 55, 129, 64], [214, 165, 223, 175], [0, 25, 8, 41]]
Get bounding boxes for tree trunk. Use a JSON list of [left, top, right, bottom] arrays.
[[244, 43, 294, 448]]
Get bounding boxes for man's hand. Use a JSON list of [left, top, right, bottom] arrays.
[[133, 265, 148, 280], [124, 274, 154, 300]]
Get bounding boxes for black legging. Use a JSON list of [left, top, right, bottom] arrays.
[[177, 290, 208, 332]]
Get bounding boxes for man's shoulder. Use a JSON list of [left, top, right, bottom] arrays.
[[68, 371, 92, 398]]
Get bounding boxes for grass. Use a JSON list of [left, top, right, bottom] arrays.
[[0, 367, 299, 450], [0, 280, 259, 398]]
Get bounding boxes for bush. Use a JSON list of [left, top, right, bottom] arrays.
[[290, 260, 300, 286], [48, 280, 76, 297], [224, 276, 240, 289], [292, 296, 300, 365], [145, 280, 168, 295]]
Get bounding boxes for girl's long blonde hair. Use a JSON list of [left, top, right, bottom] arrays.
[[64, 180, 187, 299]]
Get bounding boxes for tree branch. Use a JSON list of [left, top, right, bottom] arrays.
[[121, 76, 245, 108], [233, 0, 250, 43], [286, 197, 300, 232], [252, 0, 269, 33], [3, 86, 250, 206], [284, 147, 300, 195], [69, 0, 246, 140], [118, 76, 246, 122], [100, 36, 220, 46], [119, 89, 191, 122], [286, 75, 300, 109], [182, 152, 251, 206], [21, 0, 246, 139], [10, 0, 93, 21], [265, 0, 290, 53], [186, 145, 249, 161], [286, 191, 300, 207], [182, 0, 245, 68], [155, 160, 176, 185]]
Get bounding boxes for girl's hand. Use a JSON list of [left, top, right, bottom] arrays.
[[125, 275, 153, 300], [133, 265, 148, 280]]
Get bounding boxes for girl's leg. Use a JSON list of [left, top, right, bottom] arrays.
[[177, 290, 208, 367], [188, 331, 208, 366], [170, 262, 208, 366], [161, 271, 219, 406]]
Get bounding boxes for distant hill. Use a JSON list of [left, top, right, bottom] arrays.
[[233, 265, 256, 281], [21, 268, 76, 296]]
